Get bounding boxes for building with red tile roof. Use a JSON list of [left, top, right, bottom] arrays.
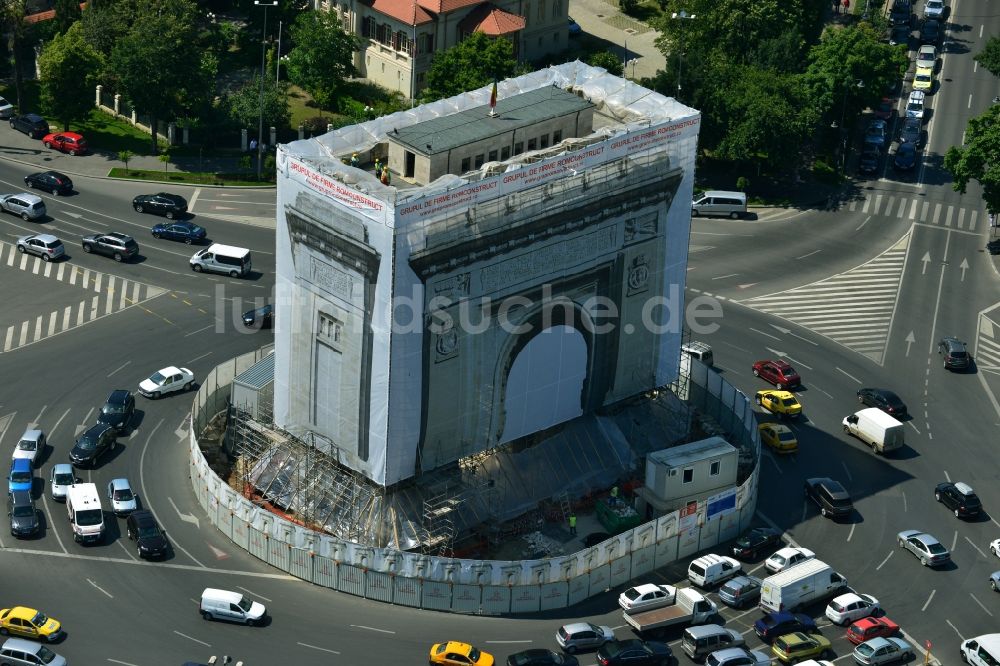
[[313, 0, 569, 97]]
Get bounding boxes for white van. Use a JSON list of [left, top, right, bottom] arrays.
[[688, 554, 742, 589], [759, 559, 848, 613], [682, 341, 714, 367], [842, 408, 904, 454], [66, 483, 104, 544], [200, 588, 267, 626], [190, 243, 252, 278], [692, 191, 748, 219], [962, 634, 1000, 666]]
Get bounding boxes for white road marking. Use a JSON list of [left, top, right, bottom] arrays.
[[87, 578, 114, 598], [41, 494, 67, 554], [875, 551, 893, 570], [116, 539, 139, 561], [902, 491, 907, 513], [970, 593, 994, 616], [841, 461, 853, 483], [297, 642, 339, 654], [907, 421, 921, 435], [836, 367, 862, 384], [107, 360, 131, 378], [944, 470, 951, 482], [808, 383, 834, 399], [173, 631, 210, 647], [184, 324, 214, 337], [712, 273, 739, 280], [348, 624, 396, 634], [107, 660, 140, 666], [486, 640, 533, 644], [965, 536, 987, 559], [749, 327, 782, 341], [168, 496, 201, 528], [921, 589, 936, 611], [188, 351, 212, 364], [952, 531, 958, 552], [49, 407, 71, 437], [237, 585, 272, 602], [847, 523, 856, 542], [796, 250, 821, 260], [946, 619, 966, 641], [855, 215, 872, 231]]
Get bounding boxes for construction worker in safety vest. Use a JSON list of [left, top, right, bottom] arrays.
[[568, 513, 577, 535]]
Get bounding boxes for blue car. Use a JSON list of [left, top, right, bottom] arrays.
[[150, 220, 206, 245], [8, 458, 32, 494], [893, 142, 918, 170], [753, 611, 818, 643]]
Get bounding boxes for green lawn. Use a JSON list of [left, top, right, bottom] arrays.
[[108, 168, 271, 186]]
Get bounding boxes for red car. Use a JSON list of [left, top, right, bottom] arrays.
[[874, 97, 894, 120], [846, 616, 900, 645], [752, 359, 801, 389], [42, 131, 87, 155]]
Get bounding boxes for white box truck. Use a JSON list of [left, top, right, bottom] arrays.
[[66, 483, 105, 544], [759, 559, 848, 613], [624, 586, 717, 637], [842, 408, 904, 454]]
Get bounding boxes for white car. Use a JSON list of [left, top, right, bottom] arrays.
[[139, 366, 195, 399], [13, 429, 44, 467], [906, 91, 925, 119], [618, 583, 675, 612], [923, 0, 945, 18], [0, 96, 13, 119], [107, 478, 138, 516], [765, 546, 816, 573], [990, 538, 1000, 557], [916, 44, 937, 68], [825, 592, 880, 625], [49, 464, 75, 501]]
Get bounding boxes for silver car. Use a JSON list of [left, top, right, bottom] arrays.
[[0, 192, 45, 220], [854, 637, 914, 665], [49, 464, 75, 501], [16, 234, 64, 262], [897, 529, 950, 566], [556, 622, 614, 653], [107, 478, 138, 516], [13, 429, 44, 468], [990, 571, 1000, 591], [718, 575, 762, 608], [707, 647, 771, 666]]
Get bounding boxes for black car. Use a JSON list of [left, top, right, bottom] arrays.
[[920, 19, 942, 44], [893, 142, 918, 170], [753, 612, 818, 643], [8, 490, 39, 538], [938, 336, 970, 369], [151, 220, 206, 244], [899, 116, 923, 147], [126, 509, 169, 558], [69, 423, 116, 467], [133, 193, 188, 219], [242, 304, 274, 328], [888, 25, 911, 45], [81, 232, 139, 262], [804, 477, 854, 519], [988, 239, 1000, 255], [731, 526, 781, 560], [24, 170, 73, 195], [857, 388, 908, 416], [506, 649, 579, 666], [9, 113, 49, 138], [891, 0, 911, 24], [97, 390, 135, 434], [596, 640, 672, 666], [935, 481, 982, 518], [859, 148, 880, 174]]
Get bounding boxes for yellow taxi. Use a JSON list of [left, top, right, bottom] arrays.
[[755, 390, 802, 419], [758, 423, 798, 453], [429, 641, 495, 666], [913, 65, 934, 91], [0, 606, 63, 642]]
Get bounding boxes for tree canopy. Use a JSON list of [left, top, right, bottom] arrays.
[[944, 105, 1000, 214], [284, 9, 359, 114], [975, 37, 1000, 77], [422, 32, 518, 101], [225, 74, 290, 132], [38, 22, 103, 131], [52, 0, 82, 36]]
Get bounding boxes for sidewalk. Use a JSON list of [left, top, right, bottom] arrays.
[[570, 0, 667, 79]]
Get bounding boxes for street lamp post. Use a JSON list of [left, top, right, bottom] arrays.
[[671, 11, 696, 101], [254, 0, 278, 180]]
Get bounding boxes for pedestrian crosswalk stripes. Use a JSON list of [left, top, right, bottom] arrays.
[[847, 195, 983, 230], [739, 233, 910, 365], [0, 241, 168, 353], [976, 313, 1000, 374]]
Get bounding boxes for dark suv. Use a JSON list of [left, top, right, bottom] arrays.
[[935, 481, 982, 518], [731, 526, 782, 560], [7, 490, 39, 538], [126, 510, 168, 558], [805, 477, 854, 519], [81, 232, 139, 262], [69, 424, 116, 467], [97, 390, 135, 434], [857, 388, 908, 417], [9, 113, 49, 138], [24, 170, 73, 195], [891, 0, 912, 25], [938, 336, 970, 369], [133, 193, 187, 219]]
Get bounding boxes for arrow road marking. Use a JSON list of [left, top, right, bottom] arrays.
[[749, 328, 782, 341], [208, 544, 230, 560], [764, 348, 813, 370], [921, 251, 931, 275], [174, 414, 190, 440], [0, 411, 17, 446], [737, 283, 758, 289], [905, 331, 916, 357], [168, 496, 200, 529], [87, 578, 114, 598], [960, 258, 969, 281], [74, 407, 94, 437], [769, 324, 818, 346]]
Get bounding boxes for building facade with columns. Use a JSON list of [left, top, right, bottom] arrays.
[[273, 64, 701, 489], [314, 0, 570, 97]]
